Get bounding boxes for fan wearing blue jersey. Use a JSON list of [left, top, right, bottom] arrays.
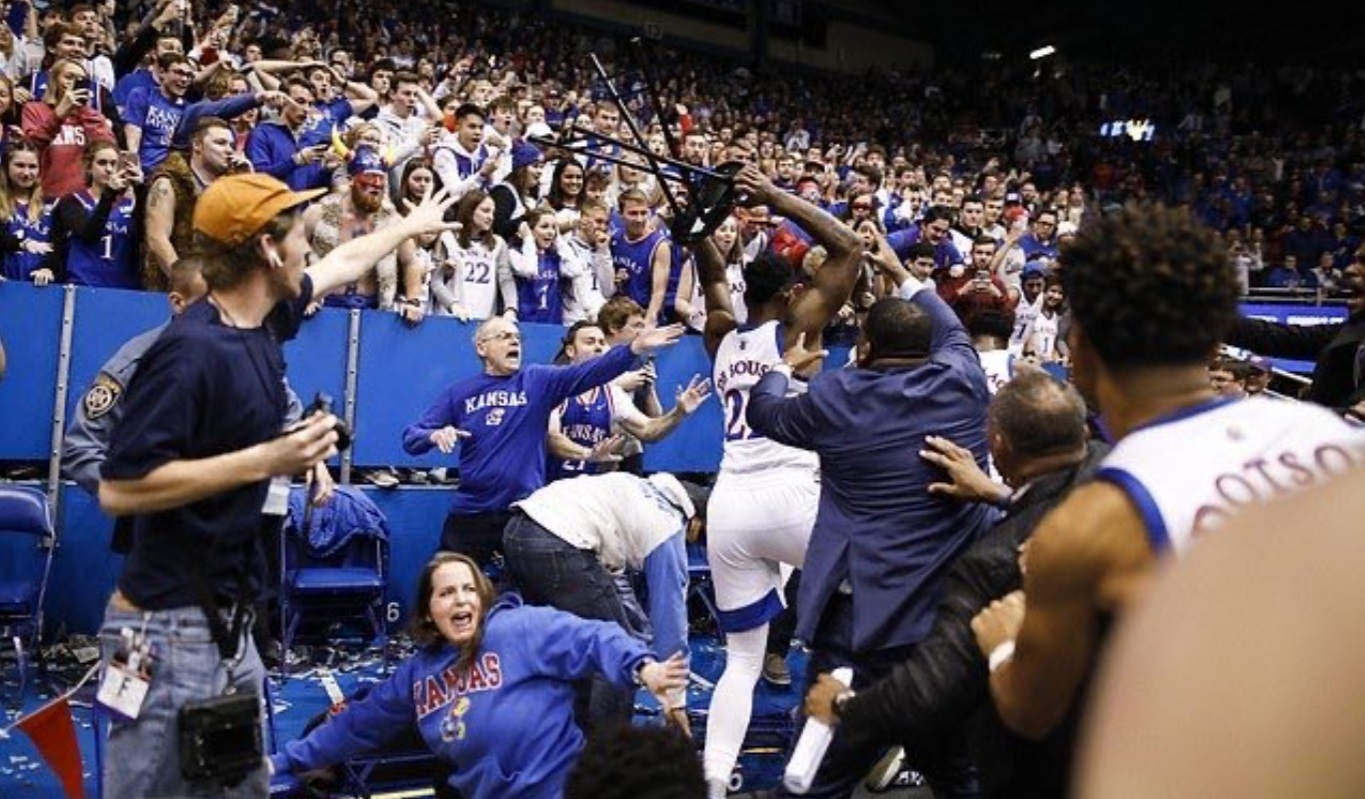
[[610, 187, 672, 324], [0, 140, 55, 284], [972, 204, 1365, 765], [402, 315, 686, 570], [47, 139, 142, 288], [546, 320, 711, 482], [693, 163, 865, 798], [509, 206, 569, 325]]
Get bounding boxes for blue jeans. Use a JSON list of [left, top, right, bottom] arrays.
[[99, 601, 267, 799], [503, 513, 641, 730]]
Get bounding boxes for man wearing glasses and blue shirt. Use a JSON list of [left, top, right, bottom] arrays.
[[402, 316, 687, 568]]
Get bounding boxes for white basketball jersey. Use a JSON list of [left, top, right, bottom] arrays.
[[453, 237, 505, 319], [977, 349, 1016, 396], [1010, 293, 1042, 352], [712, 320, 820, 476], [1097, 397, 1365, 552]]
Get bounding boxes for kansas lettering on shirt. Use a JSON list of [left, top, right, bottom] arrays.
[[401, 344, 638, 513], [67, 192, 139, 288], [414, 652, 504, 719], [125, 87, 186, 170], [610, 226, 666, 309]]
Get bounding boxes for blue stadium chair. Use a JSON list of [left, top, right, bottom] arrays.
[[0, 485, 56, 703], [280, 486, 390, 676]]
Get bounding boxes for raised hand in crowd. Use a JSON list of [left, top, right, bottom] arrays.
[[616, 360, 658, 392], [673, 374, 714, 415], [629, 323, 687, 356], [585, 434, 627, 464], [400, 186, 463, 238]]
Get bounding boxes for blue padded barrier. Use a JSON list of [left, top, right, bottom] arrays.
[[351, 310, 492, 469], [281, 305, 350, 415], [51, 486, 121, 635], [65, 287, 166, 422], [0, 282, 66, 459]]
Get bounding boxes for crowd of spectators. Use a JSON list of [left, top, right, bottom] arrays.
[[0, 0, 1359, 321]]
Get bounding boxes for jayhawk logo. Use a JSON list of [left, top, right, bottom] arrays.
[[440, 696, 471, 742], [486, 408, 506, 427]]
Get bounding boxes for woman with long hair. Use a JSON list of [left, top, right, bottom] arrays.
[[397, 157, 441, 210], [47, 139, 143, 287], [508, 204, 569, 324], [21, 57, 115, 196], [0, 74, 25, 143], [432, 189, 517, 320], [0, 139, 54, 284], [393, 157, 449, 315], [546, 158, 585, 233], [271, 552, 687, 799], [490, 141, 544, 240], [674, 213, 749, 332]]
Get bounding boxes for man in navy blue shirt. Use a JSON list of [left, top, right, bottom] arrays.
[[749, 253, 995, 798], [403, 316, 685, 569], [95, 173, 459, 798]]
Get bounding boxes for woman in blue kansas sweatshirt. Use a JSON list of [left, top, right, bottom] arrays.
[[271, 553, 688, 798]]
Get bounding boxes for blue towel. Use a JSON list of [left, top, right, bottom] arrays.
[[285, 485, 389, 559]]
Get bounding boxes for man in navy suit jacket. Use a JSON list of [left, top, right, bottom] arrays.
[[748, 250, 996, 798]]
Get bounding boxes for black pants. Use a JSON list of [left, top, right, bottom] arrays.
[[766, 569, 801, 657], [502, 513, 638, 732], [774, 594, 981, 799], [440, 510, 512, 575]]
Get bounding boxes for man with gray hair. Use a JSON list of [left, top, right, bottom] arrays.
[[402, 314, 687, 567]]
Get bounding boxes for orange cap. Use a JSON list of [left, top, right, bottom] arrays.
[[193, 173, 326, 246]]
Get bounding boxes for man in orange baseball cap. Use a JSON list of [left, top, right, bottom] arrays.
[[93, 175, 459, 797]]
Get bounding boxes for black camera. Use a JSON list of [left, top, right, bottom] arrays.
[[178, 690, 262, 786], [306, 392, 352, 451]]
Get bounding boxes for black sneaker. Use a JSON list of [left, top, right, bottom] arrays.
[[761, 653, 792, 687]]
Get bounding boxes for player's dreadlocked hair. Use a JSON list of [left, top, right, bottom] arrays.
[[564, 725, 705, 799], [1060, 203, 1240, 369]]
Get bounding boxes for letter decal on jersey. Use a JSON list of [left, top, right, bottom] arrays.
[[1192, 442, 1365, 536], [1313, 444, 1357, 476], [1277, 452, 1315, 487], [416, 653, 506, 719]]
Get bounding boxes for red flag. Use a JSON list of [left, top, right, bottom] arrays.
[[15, 696, 85, 799]]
